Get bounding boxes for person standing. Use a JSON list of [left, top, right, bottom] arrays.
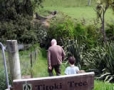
[[64, 56, 79, 75], [47, 39, 65, 76]]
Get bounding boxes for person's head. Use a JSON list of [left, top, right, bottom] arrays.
[[68, 56, 76, 65], [51, 39, 57, 46]]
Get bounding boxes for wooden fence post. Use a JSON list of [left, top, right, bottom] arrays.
[[7, 40, 21, 80], [30, 53, 33, 78]]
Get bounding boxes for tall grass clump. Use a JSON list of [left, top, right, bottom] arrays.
[[31, 47, 48, 77], [62, 39, 85, 70], [94, 80, 114, 90], [98, 42, 114, 82], [82, 46, 106, 75], [81, 42, 114, 82]]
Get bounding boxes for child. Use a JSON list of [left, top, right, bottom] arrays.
[[64, 56, 79, 75]]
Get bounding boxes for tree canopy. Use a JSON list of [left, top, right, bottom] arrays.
[[0, 0, 43, 21], [96, 0, 114, 43], [0, 0, 43, 43]]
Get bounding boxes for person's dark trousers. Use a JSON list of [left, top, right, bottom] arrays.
[[48, 64, 61, 76]]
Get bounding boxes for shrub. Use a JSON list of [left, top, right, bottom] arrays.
[[32, 21, 50, 49], [0, 71, 11, 90], [63, 39, 85, 69], [85, 24, 100, 48], [82, 46, 106, 74], [106, 23, 114, 41], [47, 12, 75, 45], [82, 42, 114, 82], [98, 42, 114, 82], [0, 0, 43, 44], [73, 23, 87, 45], [74, 23, 100, 49], [0, 15, 38, 44], [0, 71, 7, 89]]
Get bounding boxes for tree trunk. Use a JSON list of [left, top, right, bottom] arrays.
[[101, 11, 107, 43]]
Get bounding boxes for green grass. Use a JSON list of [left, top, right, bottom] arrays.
[[31, 47, 66, 77], [36, 0, 114, 25], [37, 6, 114, 24], [32, 47, 48, 77], [1, 45, 114, 89], [94, 80, 114, 90], [31, 49, 114, 90], [0, 0, 114, 89], [42, 0, 96, 7], [26, 46, 114, 90]]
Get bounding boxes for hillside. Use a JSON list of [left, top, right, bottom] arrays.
[[36, 0, 114, 23]]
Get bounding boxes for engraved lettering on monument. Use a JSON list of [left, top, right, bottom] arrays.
[[23, 82, 32, 90], [35, 83, 62, 90], [13, 72, 94, 90]]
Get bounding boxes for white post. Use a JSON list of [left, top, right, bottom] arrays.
[[7, 40, 21, 80]]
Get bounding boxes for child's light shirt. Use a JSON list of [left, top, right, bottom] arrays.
[[65, 65, 79, 75]]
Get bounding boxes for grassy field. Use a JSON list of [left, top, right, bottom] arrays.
[[36, 0, 114, 24], [42, 0, 96, 7], [43, 7, 114, 21]]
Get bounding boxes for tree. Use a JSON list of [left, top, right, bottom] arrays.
[[96, 0, 114, 43], [0, 0, 43, 43], [0, 0, 43, 20]]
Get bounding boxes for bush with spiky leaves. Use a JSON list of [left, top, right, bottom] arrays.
[[82, 42, 114, 82], [82, 45, 107, 74], [62, 39, 85, 69], [99, 42, 114, 82]]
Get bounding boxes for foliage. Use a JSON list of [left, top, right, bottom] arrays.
[[0, 0, 43, 44], [94, 80, 114, 90], [19, 44, 40, 76], [32, 46, 48, 77], [82, 45, 107, 74], [33, 22, 49, 49], [73, 22, 101, 48], [98, 42, 114, 82], [47, 12, 75, 45], [0, 15, 38, 44], [62, 39, 85, 69], [47, 12, 100, 48], [0, 0, 43, 20], [106, 23, 114, 41], [0, 70, 12, 90], [0, 71, 7, 89], [82, 42, 114, 82], [85, 24, 101, 48], [73, 23, 87, 43], [95, 0, 114, 43]]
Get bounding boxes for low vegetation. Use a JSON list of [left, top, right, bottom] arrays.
[[0, 0, 114, 89]]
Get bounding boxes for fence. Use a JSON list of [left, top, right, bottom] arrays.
[[0, 42, 39, 89], [0, 42, 10, 90], [19, 47, 38, 79]]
